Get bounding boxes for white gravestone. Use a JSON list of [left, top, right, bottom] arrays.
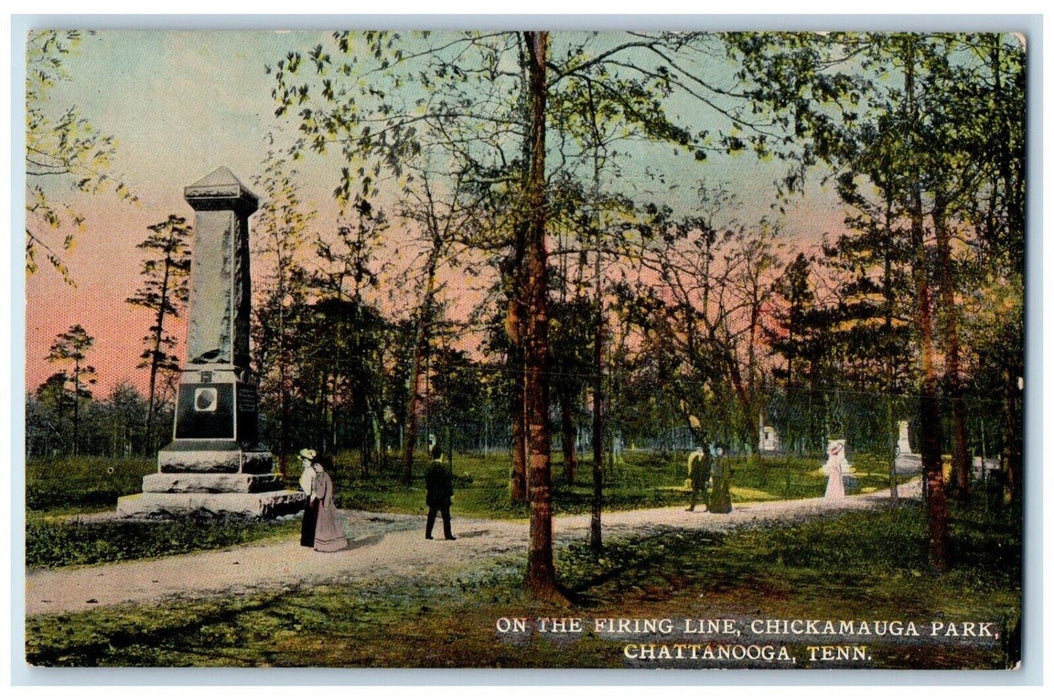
[[897, 420, 913, 456]]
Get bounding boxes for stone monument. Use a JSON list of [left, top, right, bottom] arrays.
[[117, 168, 306, 518], [897, 420, 914, 456], [759, 425, 781, 453]]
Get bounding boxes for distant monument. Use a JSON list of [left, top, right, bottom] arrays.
[[117, 168, 306, 518], [759, 425, 781, 453], [896, 420, 914, 456], [758, 411, 781, 453]]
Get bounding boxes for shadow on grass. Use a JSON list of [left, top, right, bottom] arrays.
[[26, 498, 1021, 669]]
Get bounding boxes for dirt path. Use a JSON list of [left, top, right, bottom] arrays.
[[25, 482, 920, 617]]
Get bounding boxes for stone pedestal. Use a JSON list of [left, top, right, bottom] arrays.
[[117, 168, 304, 519]]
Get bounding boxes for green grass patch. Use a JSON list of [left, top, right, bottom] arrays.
[[26, 514, 300, 569], [326, 449, 910, 520], [24, 450, 912, 569], [26, 457, 155, 512], [26, 499, 1019, 669]]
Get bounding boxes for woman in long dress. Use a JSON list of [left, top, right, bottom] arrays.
[[311, 455, 348, 553], [298, 449, 319, 547], [824, 441, 850, 500]]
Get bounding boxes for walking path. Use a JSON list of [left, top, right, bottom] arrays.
[[25, 481, 920, 617]]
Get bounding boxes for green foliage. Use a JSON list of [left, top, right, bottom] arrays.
[[26, 384, 162, 461], [25, 30, 137, 283]]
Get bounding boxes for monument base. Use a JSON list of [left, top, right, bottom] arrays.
[[116, 490, 306, 519], [159, 441, 274, 474], [143, 472, 283, 493], [118, 446, 305, 520]]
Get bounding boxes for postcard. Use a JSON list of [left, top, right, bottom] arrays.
[[20, 25, 1026, 674]]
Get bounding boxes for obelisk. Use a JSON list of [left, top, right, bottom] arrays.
[[117, 168, 305, 518]]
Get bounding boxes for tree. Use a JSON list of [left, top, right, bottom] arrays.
[[126, 215, 192, 452], [520, 30, 559, 596], [548, 298, 593, 486], [729, 31, 1024, 568], [99, 382, 148, 457], [305, 198, 390, 463], [629, 185, 783, 455], [28, 376, 71, 458], [252, 151, 315, 476], [25, 30, 136, 283], [44, 324, 96, 455], [392, 170, 475, 485], [765, 252, 833, 454], [269, 30, 850, 595], [965, 35, 1026, 503]]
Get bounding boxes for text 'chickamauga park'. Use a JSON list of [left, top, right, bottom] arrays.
[[494, 617, 1001, 666]]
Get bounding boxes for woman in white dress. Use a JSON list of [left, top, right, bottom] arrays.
[[824, 441, 851, 500]]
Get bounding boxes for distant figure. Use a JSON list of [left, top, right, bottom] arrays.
[[311, 455, 348, 552], [686, 446, 713, 512], [298, 448, 319, 547], [824, 440, 851, 500], [707, 446, 732, 514], [425, 445, 456, 540]]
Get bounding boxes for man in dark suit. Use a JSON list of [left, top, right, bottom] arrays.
[[425, 444, 456, 540]]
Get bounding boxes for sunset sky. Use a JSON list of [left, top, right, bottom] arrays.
[[23, 29, 846, 398]]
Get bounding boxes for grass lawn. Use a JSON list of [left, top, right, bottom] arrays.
[[24, 449, 909, 568], [25, 499, 1020, 669], [325, 448, 907, 517]]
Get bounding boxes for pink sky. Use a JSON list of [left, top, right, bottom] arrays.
[[22, 30, 849, 400]]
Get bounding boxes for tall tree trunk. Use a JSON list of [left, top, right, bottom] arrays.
[[933, 194, 970, 499], [590, 255, 604, 552], [585, 79, 604, 550], [507, 297, 528, 502], [276, 272, 290, 478], [882, 211, 899, 504], [72, 359, 80, 457], [144, 258, 171, 454], [506, 40, 534, 505], [560, 388, 577, 485], [278, 362, 289, 477], [906, 40, 951, 572], [402, 245, 441, 484], [1002, 369, 1023, 506], [523, 31, 558, 596]]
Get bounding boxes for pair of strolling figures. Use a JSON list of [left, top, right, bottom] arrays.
[[299, 449, 348, 552], [297, 443, 458, 547], [686, 444, 732, 514]]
